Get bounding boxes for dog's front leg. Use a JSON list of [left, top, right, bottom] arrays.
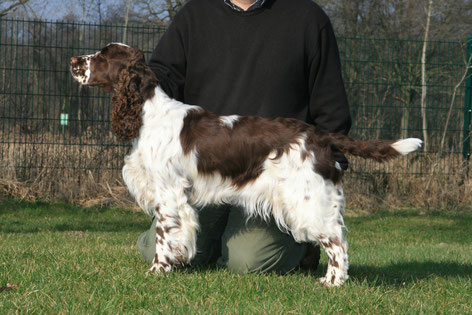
[[148, 209, 174, 273], [318, 234, 349, 287], [148, 200, 199, 274]]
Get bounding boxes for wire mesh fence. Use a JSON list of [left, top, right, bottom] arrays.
[[0, 18, 471, 199], [339, 36, 471, 176]]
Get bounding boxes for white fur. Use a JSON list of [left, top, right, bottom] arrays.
[[108, 42, 130, 48], [220, 115, 240, 128], [335, 161, 342, 171], [83, 58, 91, 84], [391, 138, 423, 155], [70, 54, 92, 85], [122, 86, 349, 286]]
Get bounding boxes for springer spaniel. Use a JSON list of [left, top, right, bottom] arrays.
[[70, 43, 422, 286]]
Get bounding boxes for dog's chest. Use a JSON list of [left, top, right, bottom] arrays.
[[122, 109, 197, 196]]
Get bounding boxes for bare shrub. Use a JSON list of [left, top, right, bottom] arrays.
[[344, 154, 472, 211], [0, 132, 135, 208]]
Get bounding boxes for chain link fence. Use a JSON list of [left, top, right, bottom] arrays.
[[0, 19, 471, 201]]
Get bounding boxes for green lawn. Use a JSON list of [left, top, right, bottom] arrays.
[[0, 199, 471, 313]]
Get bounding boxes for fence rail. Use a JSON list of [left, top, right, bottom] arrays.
[[0, 18, 471, 198]]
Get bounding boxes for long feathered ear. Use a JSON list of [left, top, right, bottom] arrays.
[[110, 69, 143, 142], [110, 50, 158, 142]]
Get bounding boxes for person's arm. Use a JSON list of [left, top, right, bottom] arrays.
[[307, 19, 351, 169], [148, 13, 188, 101]]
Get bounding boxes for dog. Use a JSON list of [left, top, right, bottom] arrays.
[[70, 43, 422, 286]]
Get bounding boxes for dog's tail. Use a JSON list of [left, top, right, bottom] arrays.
[[326, 134, 422, 162]]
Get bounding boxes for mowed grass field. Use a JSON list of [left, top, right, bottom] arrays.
[[0, 198, 471, 313]]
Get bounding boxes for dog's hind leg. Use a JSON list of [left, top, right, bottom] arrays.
[[291, 218, 349, 287], [311, 186, 349, 287], [298, 217, 349, 287], [314, 184, 349, 287], [276, 172, 349, 286]]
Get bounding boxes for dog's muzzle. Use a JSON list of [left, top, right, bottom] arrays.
[[70, 55, 91, 85]]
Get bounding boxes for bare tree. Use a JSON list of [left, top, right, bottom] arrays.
[[123, 0, 133, 43], [129, 0, 188, 25], [315, 0, 472, 41], [420, 0, 434, 152], [97, 0, 103, 23], [0, 0, 30, 17]]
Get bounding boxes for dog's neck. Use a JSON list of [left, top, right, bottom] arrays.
[[110, 80, 183, 142]]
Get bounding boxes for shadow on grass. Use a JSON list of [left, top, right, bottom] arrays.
[[0, 199, 152, 233], [347, 261, 472, 286], [1, 211, 150, 234], [136, 261, 472, 288], [1, 220, 150, 233]]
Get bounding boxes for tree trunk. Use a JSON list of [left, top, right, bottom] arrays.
[[420, 0, 433, 152]]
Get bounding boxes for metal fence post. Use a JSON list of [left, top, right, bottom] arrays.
[[463, 37, 472, 160]]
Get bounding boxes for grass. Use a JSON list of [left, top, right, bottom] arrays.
[[0, 198, 471, 313]]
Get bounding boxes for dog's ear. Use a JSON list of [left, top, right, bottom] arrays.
[[109, 47, 158, 142], [110, 67, 143, 142], [127, 48, 159, 99], [131, 48, 146, 64]]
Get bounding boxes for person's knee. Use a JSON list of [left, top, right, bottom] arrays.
[[225, 251, 268, 274], [219, 206, 307, 274], [223, 240, 305, 274]]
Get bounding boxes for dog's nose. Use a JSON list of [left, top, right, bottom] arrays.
[[70, 57, 78, 66]]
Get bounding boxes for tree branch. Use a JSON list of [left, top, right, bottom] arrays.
[[0, 0, 29, 17]]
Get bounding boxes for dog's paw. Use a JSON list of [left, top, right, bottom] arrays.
[[318, 276, 345, 287], [146, 262, 172, 275]]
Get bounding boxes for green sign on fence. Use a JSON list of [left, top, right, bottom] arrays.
[[60, 113, 68, 126]]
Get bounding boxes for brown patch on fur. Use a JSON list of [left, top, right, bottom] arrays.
[[332, 259, 339, 268], [180, 110, 346, 186], [320, 241, 331, 248], [153, 253, 159, 264], [164, 226, 178, 233], [156, 227, 164, 238], [160, 262, 170, 269], [163, 256, 171, 264], [326, 133, 399, 162], [154, 207, 163, 221], [329, 237, 341, 248]]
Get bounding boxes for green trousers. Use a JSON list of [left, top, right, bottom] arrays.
[[137, 205, 307, 274]]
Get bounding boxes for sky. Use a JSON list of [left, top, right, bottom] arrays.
[[2, 0, 124, 22]]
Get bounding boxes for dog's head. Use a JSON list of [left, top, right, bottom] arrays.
[[70, 43, 148, 92], [70, 43, 158, 142]]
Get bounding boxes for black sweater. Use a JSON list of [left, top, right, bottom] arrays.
[[149, 0, 351, 166]]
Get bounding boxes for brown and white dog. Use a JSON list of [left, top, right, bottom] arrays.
[[70, 43, 422, 286]]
